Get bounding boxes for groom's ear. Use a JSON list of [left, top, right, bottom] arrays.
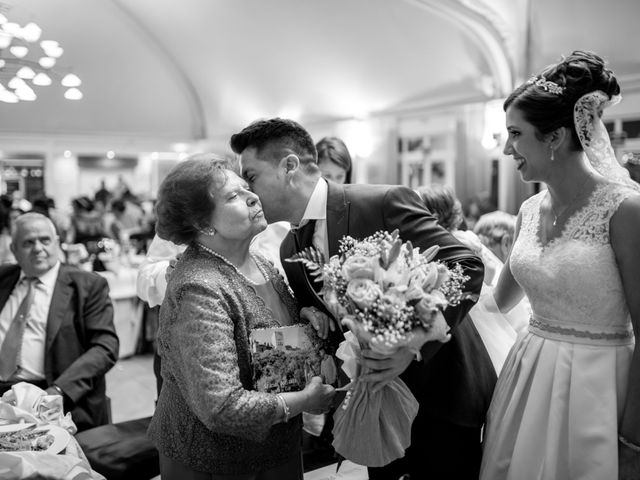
[[280, 154, 300, 176]]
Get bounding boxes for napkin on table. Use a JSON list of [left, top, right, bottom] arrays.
[[0, 382, 76, 434]]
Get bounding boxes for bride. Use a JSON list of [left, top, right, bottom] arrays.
[[479, 51, 640, 479]]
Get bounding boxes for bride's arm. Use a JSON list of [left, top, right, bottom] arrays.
[[610, 195, 640, 446], [493, 212, 525, 313]]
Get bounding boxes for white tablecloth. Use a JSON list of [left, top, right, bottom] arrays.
[[97, 267, 143, 358]]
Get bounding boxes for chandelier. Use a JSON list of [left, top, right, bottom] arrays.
[[0, 3, 82, 103]]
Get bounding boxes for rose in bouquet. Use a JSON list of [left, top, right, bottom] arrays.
[[287, 229, 469, 467]]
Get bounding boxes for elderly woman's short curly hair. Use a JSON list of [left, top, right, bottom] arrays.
[[155, 153, 231, 245]]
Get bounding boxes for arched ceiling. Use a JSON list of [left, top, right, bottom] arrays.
[[0, 0, 639, 151]]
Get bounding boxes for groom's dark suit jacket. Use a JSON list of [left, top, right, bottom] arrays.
[[0, 263, 119, 431], [281, 181, 496, 428]]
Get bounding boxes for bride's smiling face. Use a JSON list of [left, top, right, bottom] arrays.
[[503, 105, 551, 183]]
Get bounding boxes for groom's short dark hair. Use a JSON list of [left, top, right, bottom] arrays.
[[230, 118, 318, 165]]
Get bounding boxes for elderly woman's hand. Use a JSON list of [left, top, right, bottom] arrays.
[[165, 253, 183, 283], [300, 306, 336, 339], [302, 376, 336, 414]]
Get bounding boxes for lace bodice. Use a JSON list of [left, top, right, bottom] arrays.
[[510, 183, 637, 343]]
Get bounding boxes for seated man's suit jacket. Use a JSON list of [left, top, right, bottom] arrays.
[[281, 181, 496, 428], [0, 263, 119, 431]]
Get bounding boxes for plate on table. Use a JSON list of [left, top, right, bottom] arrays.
[[0, 423, 70, 454]]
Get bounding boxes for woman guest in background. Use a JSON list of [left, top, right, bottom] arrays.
[[416, 184, 525, 376], [473, 210, 517, 265], [316, 136, 352, 184], [480, 51, 640, 479], [623, 153, 640, 184], [147, 157, 335, 480]]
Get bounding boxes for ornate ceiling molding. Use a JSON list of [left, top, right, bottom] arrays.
[[405, 0, 515, 97]]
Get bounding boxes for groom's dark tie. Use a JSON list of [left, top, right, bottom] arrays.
[[292, 220, 322, 293], [292, 219, 316, 252]]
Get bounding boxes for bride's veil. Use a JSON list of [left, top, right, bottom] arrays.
[[574, 91, 640, 192]]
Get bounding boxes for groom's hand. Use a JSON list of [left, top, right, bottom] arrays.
[[359, 347, 414, 393], [300, 306, 336, 339], [619, 439, 640, 480]]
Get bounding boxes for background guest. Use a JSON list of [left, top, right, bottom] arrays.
[[0, 201, 15, 265], [70, 196, 107, 247], [0, 213, 119, 431], [94, 179, 113, 210], [416, 184, 523, 374], [473, 210, 517, 264], [623, 153, 640, 185], [316, 136, 352, 184]]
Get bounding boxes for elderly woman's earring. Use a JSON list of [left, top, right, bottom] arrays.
[[201, 227, 216, 237]]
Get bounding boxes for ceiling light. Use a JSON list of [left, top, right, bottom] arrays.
[[2, 22, 20, 36], [0, 89, 19, 103], [45, 45, 63, 58], [64, 87, 82, 100], [9, 45, 28, 58], [39, 57, 56, 68], [21, 22, 42, 42], [8, 76, 27, 89], [61, 73, 81, 87], [15, 85, 36, 101], [17, 66, 36, 79], [0, 31, 11, 49], [32, 72, 52, 86], [0, 4, 83, 102]]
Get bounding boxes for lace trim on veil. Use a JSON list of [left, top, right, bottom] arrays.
[[574, 91, 640, 192]]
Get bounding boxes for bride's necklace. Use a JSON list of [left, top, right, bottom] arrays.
[[197, 243, 269, 285], [548, 174, 594, 227]]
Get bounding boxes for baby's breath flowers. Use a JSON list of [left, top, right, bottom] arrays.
[[287, 229, 469, 354]]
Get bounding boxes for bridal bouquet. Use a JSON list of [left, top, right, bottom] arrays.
[[287, 230, 469, 467]]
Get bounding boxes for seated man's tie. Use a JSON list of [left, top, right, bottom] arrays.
[[0, 277, 39, 381]]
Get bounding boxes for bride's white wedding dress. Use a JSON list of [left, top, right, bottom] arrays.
[[480, 182, 637, 480]]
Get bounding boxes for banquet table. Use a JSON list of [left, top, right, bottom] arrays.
[[0, 432, 106, 480], [0, 383, 106, 480]]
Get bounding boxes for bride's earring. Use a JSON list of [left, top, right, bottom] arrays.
[[550, 146, 555, 161]]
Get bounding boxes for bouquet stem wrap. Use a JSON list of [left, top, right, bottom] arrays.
[[331, 332, 419, 467]]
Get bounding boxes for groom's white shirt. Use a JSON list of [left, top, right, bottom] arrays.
[[297, 178, 329, 258]]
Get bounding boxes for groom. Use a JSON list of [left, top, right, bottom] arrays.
[[231, 118, 496, 480]]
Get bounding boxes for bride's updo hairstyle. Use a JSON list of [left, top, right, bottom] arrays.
[[504, 50, 620, 151]]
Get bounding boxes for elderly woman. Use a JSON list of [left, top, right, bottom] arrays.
[[147, 156, 335, 480]]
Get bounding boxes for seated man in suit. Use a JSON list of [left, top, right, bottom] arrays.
[[0, 212, 119, 432]]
